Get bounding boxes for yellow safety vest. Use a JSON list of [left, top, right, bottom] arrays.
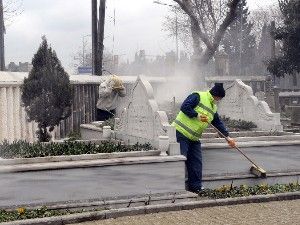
[[172, 91, 217, 141]]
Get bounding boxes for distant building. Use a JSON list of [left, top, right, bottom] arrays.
[[7, 62, 33, 72], [77, 66, 93, 74]]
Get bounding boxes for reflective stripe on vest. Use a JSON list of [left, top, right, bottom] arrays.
[[198, 102, 215, 117], [173, 119, 202, 139]]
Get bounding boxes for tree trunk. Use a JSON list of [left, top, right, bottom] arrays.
[[38, 126, 51, 142], [91, 0, 98, 75], [98, 0, 106, 76], [0, 0, 5, 71], [173, 0, 241, 66]]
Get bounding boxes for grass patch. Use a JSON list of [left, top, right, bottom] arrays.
[[0, 206, 98, 223], [0, 140, 152, 159], [199, 182, 300, 199]]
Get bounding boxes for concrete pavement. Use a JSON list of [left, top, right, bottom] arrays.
[[0, 145, 299, 208]]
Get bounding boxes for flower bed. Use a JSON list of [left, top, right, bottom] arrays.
[[199, 183, 300, 199], [0, 140, 152, 159], [0, 206, 92, 223]]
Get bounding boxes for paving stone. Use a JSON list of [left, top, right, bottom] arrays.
[[73, 200, 300, 225]]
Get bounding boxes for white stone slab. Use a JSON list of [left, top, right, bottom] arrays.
[[218, 79, 283, 132], [115, 76, 179, 154]]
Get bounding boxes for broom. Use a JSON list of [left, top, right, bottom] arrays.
[[210, 124, 267, 178]]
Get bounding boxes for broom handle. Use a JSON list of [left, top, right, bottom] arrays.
[[210, 123, 260, 168]]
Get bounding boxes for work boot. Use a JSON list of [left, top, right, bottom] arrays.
[[187, 186, 204, 194]]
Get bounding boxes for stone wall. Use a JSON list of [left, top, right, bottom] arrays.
[[218, 79, 283, 131]]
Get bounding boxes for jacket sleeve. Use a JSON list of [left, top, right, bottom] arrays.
[[211, 112, 229, 137], [180, 93, 199, 118]]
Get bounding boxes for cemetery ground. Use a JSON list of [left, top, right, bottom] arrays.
[[1, 76, 300, 224]]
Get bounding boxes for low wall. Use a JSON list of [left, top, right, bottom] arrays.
[[0, 72, 166, 142], [0, 84, 38, 142]]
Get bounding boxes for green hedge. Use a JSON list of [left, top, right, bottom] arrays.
[[221, 116, 257, 131], [0, 206, 95, 223], [199, 183, 300, 199], [0, 140, 152, 159]]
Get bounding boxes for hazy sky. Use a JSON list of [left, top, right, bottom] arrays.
[[5, 0, 277, 73]]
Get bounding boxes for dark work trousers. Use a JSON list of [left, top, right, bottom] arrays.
[[176, 130, 202, 191], [96, 109, 116, 121]]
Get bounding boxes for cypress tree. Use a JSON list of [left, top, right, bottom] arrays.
[[222, 0, 256, 76], [21, 36, 72, 142], [267, 0, 300, 77], [255, 23, 273, 75]]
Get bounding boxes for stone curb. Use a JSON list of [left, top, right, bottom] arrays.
[[202, 140, 300, 149], [202, 131, 289, 138], [0, 155, 186, 173], [203, 170, 300, 181], [0, 191, 197, 211], [2, 192, 299, 225], [0, 150, 161, 166], [201, 134, 300, 144]]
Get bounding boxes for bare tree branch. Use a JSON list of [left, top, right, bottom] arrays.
[[201, 0, 240, 64], [3, 0, 23, 26], [249, 4, 283, 41], [173, 0, 213, 49], [172, 0, 241, 64], [194, 0, 209, 38]]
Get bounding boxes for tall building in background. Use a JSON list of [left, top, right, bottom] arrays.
[[7, 62, 33, 72]]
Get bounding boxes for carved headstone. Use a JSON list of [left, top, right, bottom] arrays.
[[115, 76, 180, 154], [218, 79, 283, 131]]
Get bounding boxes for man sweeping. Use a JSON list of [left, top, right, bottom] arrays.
[[172, 83, 236, 193]]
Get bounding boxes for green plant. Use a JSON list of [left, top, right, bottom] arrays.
[[222, 0, 256, 75], [67, 131, 81, 141], [221, 116, 257, 131], [0, 140, 153, 159], [21, 36, 72, 142], [198, 182, 300, 199], [0, 206, 99, 223], [267, 0, 300, 77]]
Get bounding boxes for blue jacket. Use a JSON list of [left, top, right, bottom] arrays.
[[180, 93, 229, 137]]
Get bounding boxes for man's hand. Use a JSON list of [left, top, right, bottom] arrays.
[[197, 114, 208, 123], [227, 137, 236, 148]]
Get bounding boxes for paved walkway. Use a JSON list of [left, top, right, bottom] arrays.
[[74, 200, 300, 225], [0, 145, 299, 207]]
